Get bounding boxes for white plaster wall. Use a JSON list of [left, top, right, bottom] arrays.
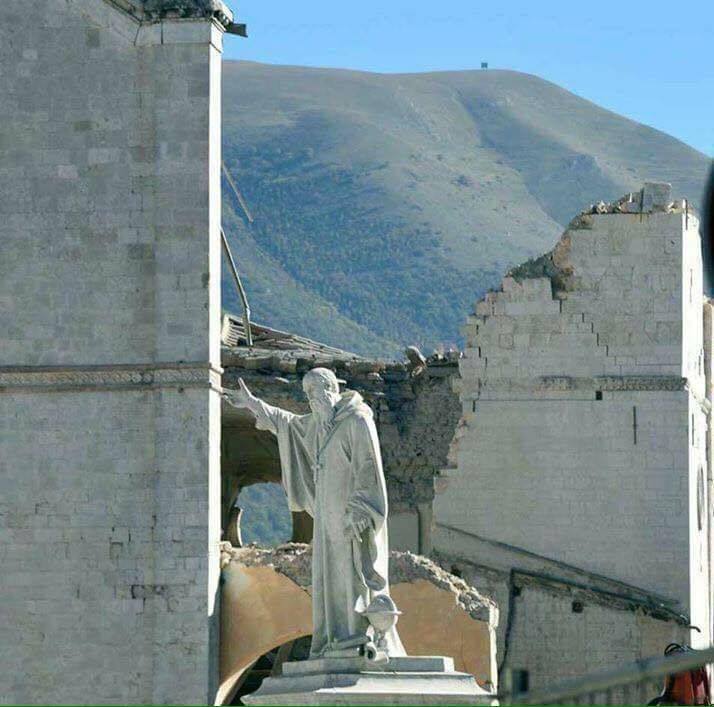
[[681, 211, 710, 645], [0, 1, 224, 702], [704, 301, 714, 649], [682, 212, 705, 393], [689, 394, 710, 646]]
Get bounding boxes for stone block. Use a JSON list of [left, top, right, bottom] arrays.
[[244, 657, 495, 705], [389, 511, 419, 553], [498, 333, 514, 349], [642, 182, 672, 212], [0, 0, 226, 703], [436, 194, 705, 642]]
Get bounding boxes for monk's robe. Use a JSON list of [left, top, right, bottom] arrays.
[[253, 389, 404, 657]]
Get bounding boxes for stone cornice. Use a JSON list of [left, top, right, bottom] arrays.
[[457, 374, 690, 398], [458, 374, 714, 414], [556, 375, 687, 392], [0, 362, 223, 394], [452, 375, 696, 404], [103, 0, 237, 32]]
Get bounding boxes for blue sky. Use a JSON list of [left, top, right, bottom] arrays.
[[224, 0, 714, 156]]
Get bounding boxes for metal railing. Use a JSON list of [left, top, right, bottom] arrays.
[[500, 646, 714, 705]]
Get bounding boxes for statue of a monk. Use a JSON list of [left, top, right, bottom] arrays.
[[224, 367, 404, 659]]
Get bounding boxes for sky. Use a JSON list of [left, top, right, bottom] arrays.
[[224, 0, 714, 156]]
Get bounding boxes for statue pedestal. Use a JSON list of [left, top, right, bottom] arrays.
[[242, 655, 497, 705]]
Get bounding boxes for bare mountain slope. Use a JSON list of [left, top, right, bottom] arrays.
[[221, 62, 709, 356]]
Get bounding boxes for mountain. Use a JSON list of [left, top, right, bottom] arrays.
[[221, 62, 710, 357], [237, 483, 292, 546]]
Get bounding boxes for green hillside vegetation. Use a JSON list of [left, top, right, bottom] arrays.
[[237, 483, 292, 546], [221, 62, 710, 356]]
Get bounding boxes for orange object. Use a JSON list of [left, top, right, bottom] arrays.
[[649, 644, 711, 706], [662, 667, 710, 705]]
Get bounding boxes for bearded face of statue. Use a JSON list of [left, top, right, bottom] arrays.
[[302, 368, 344, 427], [304, 378, 341, 422]]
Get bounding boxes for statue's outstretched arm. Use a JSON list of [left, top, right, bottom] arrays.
[[222, 378, 262, 415], [223, 377, 296, 435]]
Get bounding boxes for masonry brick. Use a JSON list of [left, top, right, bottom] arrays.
[[433, 194, 712, 685], [0, 0, 228, 703]]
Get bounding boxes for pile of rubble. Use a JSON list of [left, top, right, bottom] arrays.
[[505, 182, 688, 297], [221, 542, 497, 623], [582, 182, 687, 216]]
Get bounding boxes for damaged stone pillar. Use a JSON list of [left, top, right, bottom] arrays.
[[417, 502, 434, 556], [226, 506, 244, 547], [291, 511, 314, 544]]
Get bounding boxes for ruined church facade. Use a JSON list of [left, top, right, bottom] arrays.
[[434, 186, 712, 687], [2, 1, 711, 702], [215, 185, 712, 697]]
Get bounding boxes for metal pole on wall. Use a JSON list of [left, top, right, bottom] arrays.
[[221, 227, 253, 347]]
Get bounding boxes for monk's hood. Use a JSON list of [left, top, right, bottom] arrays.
[[332, 390, 372, 425]]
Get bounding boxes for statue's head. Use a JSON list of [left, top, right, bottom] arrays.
[[303, 368, 342, 418]]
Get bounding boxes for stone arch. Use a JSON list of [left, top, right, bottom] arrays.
[[221, 403, 313, 545], [217, 565, 312, 705], [217, 546, 498, 704], [224, 636, 312, 705]]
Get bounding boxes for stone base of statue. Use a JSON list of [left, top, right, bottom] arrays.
[[242, 655, 497, 705]]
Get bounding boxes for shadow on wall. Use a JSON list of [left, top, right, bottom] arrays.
[[227, 636, 312, 705], [217, 564, 312, 705]]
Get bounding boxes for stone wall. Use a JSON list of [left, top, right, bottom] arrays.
[[0, 1, 228, 702], [435, 527, 689, 693], [433, 186, 711, 682], [221, 349, 461, 553], [440, 389, 695, 603], [449, 557, 687, 692]]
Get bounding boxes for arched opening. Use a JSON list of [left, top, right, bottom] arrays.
[[221, 401, 314, 546], [228, 636, 311, 705], [217, 556, 497, 703], [236, 482, 291, 546]]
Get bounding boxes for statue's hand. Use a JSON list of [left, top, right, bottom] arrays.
[[223, 378, 256, 409], [345, 512, 370, 541]]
